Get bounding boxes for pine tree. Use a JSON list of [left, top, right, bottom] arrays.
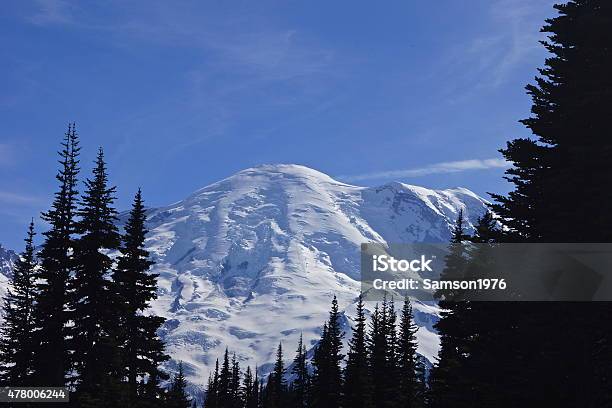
[[434, 210, 468, 301], [230, 353, 243, 408], [291, 334, 309, 408], [70, 148, 123, 397], [257, 376, 265, 408], [428, 213, 510, 407], [32, 123, 80, 386], [205, 359, 220, 408], [484, 1, 612, 406], [243, 366, 257, 408], [113, 189, 169, 405], [343, 294, 370, 408], [205, 375, 215, 408], [265, 342, 286, 408], [367, 297, 398, 408], [310, 296, 344, 408], [490, 2, 612, 242], [367, 304, 383, 408], [428, 212, 472, 408], [461, 212, 522, 406], [167, 362, 192, 408], [138, 370, 167, 408], [217, 349, 232, 407], [396, 297, 421, 408], [0, 221, 37, 385], [254, 368, 262, 408], [384, 297, 398, 395], [471, 211, 499, 244]]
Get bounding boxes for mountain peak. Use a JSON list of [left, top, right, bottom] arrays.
[[232, 163, 346, 185]]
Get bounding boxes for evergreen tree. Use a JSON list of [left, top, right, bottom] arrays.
[[490, 2, 612, 242], [230, 353, 243, 408], [113, 189, 169, 405], [254, 368, 262, 408], [167, 362, 192, 408], [462, 212, 523, 406], [261, 374, 272, 408], [310, 296, 344, 408], [70, 148, 123, 397], [471, 211, 499, 244], [367, 304, 384, 408], [343, 294, 370, 408], [434, 210, 468, 301], [291, 334, 309, 408], [204, 359, 220, 408], [32, 123, 80, 386], [243, 366, 257, 408], [487, 1, 612, 405], [396, 297, 421, 408], [428, 212, 472, 408], [265, 342, 286, 408], [138, 370, 167, 408], [367, 297, 398, 408], [430, 212, 520, 407], [205, 375, 215, 408], [384, 297, 398, 392], [0, 221, 38, 385], [217, 349, 232, 407], [258, 376, 265, 408]]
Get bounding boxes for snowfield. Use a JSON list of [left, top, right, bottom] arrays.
[[137, 164, 487, 389]]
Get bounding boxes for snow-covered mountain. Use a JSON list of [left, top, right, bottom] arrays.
[[0, 164, 488, 391], [0, 245, 17, 297], [142, 164, 488, 389]]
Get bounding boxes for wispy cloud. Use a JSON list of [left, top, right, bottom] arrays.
[[0, 191, 44, 205], [24, 0, 339, 156], [26, 1, 335, 82], [484, 0, 553, 87], [435, 0, 555, 95], [338, 158, 510, 182]]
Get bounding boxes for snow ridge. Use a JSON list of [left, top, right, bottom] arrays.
[[142, 164, 488, 388]]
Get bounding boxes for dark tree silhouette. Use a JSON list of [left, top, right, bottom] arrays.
[[70, 148, 124, 400], [291, 334, 309, 408], [0, 221, 38, 385], [343, 294, 371, 408], [113, 189, 169, 405], [310, 296, 344, 408], [32, 124, 80, 386], [167, 362, 192, 408]]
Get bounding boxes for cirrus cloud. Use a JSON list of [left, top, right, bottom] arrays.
[[338, 158, 510, 183]]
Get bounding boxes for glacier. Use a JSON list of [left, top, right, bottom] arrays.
[[138, 164, 488, 388]]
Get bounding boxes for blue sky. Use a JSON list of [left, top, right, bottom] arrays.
[[1, 0, 556, 249]]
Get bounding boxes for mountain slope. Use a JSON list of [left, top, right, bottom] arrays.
[[142, 164, 487, 387], [0, 245, 17, 297]]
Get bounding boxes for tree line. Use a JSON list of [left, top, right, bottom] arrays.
[[0, 125, 190, 407], [202, 295, 426, 408]]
